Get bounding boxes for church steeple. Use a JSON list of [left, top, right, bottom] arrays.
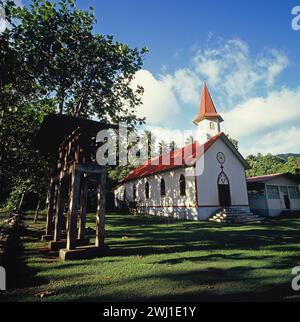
[[194, 82, 223, 144], [193, 82, 223, 125]]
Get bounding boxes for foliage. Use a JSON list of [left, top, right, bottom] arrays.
[[141, 130, 157, 160], [108, 129, 159, 183], [0, 102, 55, 208], [281, 156, 300, 174], [246, 153, 292, 177], [0, 0, 147, 209], [158, 140, 169, 155], [226, 133, 239, 150], [108, 165, 135, 182], [4, 186, 24, 211], [1, 0, 148, 125], [185, 135, 194, 145], [169, 140, 177, 151]]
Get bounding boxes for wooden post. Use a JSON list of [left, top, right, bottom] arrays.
[[66, 167, 80, 250], [95, 170, 106, 249], [65, 179, 72, 233], [78, 176, 88, 240], [54, 179, 66, 242], [17, 191, 26, 213], [46, 180, 56, 235]]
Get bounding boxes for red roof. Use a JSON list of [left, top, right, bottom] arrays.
[[194, 82, 223, 124], [121, 133, 222, 183]]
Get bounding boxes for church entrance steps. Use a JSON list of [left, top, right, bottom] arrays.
[[209, 207, 264, 224]]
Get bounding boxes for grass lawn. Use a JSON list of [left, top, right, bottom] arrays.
[[2, 212, 300, 302]]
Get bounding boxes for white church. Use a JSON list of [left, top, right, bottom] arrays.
[[114, 83, 254, 221]]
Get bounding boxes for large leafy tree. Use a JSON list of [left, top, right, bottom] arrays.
[[0, 0, 147, 209], [0, 103, 55, 209], [1, 0, 148, 124], [246, 154, 286, 177], [281, 156, 300, 174]]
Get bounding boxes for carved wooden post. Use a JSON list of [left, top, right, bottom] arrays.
[[65, 179, 72, 233], [95, 170, 106, 249], [78, 175, 88, 240], [54, 178, 66, 242], [66, 167, 80, 250], [46, 179, 56, 235]]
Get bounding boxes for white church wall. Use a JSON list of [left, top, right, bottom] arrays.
[[144, 206, 199, 220], [195, 138, 250, 220], [137, 167, 196, 207], [114, 185, 125, 208], [116, 167, 199, 220]]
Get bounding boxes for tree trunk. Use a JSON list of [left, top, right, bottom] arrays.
[[58, 89, 65, 114], [34, 199, 41, 223], [17, 192, 26, 213]]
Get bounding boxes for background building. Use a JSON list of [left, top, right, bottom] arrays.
[[247, 173, 300, 216]]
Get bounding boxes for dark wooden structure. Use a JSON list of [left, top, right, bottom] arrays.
[[36, 115, 117, 260]]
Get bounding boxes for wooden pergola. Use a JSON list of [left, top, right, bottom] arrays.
[[36, 115, 117, 260]]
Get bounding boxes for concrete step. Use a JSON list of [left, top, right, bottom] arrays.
[[209, 207, 264, 224]]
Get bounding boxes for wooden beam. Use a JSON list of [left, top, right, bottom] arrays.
[[95, 170, 106, 249], [66, 166, 81, 250], [76, 164, 106, 174], [78, 176, 88, 240], [53, 178, 67, 242], [45, 179, 56, 235]]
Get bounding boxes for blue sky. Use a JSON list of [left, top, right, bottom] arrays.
[[22, 0, 300, 155]]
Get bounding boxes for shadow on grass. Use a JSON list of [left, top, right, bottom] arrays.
[[3, 212, 300, 302], [42, 266, 299, 302], [103, 214, 300, 259], [0, 224, 49, 302]]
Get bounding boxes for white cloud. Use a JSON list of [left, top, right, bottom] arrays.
[[132, 70, 180, 126], [193, 39, 289, 103], [131, 37, 297, 156], [240, 127, 300, 156], [257, 50, 289, 86], [0, 4, 6, 33], [161, 68, 200, 105], [133, 68, 200, 126], [222, 86, 300, 138], [133, 38, 290, 129], [0, 0, 24, 33]]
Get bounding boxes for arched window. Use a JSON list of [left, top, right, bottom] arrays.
[[145, 182, 149, 199], [218, 172, 229, 185], [133, 184, 137, 200], [210, 122, 215, 130], [160, 178, 166, 197], [179, 174, 186, 196]]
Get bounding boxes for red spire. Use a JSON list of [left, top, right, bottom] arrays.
[[193, 82, 223, 125]]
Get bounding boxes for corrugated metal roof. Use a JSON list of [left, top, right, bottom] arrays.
[[247, 173, 300, 183]]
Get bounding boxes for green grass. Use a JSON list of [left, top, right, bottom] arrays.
[[2, 212, 300, 302]]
